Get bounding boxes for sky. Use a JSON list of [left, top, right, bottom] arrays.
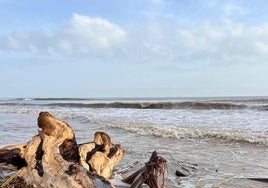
[[1, 0, 268, 98]]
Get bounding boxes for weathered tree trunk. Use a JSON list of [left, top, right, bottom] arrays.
[[0, 112, 124, 188]]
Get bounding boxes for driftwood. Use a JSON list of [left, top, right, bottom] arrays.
[[122, 151, 167, 188], [0, 112, 123, 188], [79, 132, 124, 179], [0, 112, 169, 188]]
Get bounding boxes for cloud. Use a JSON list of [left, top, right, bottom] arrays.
[[1, 13, 268, 65], [0, 13, 127, 55], [124, 20, 268, 64]]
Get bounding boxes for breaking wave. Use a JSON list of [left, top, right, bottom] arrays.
[[3, 100, 268, 110], [2, 97, 268, 110], [45, 102, 249, 110], [102, 121, 268, 146]]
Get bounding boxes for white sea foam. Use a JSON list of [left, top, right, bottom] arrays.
[[98, 120, 268, 145]]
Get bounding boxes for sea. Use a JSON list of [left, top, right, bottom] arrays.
[[0, 97, 267, 187]]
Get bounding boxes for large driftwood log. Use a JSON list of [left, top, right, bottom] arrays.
[[0, 112, 124, 188]]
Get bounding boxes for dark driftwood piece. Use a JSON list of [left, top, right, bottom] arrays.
[[0, 147, 27, 169], [0, 112, 124, 188], [122, 151, 167, 188]]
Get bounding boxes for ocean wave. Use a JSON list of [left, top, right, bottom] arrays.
[[102, 121, 268, 146], [45, 101, 249, 110], [3, 97, 268, 110], [255, 105, 268, 111], [1, 101, 264, 110], [0, 108, 41, 116]]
